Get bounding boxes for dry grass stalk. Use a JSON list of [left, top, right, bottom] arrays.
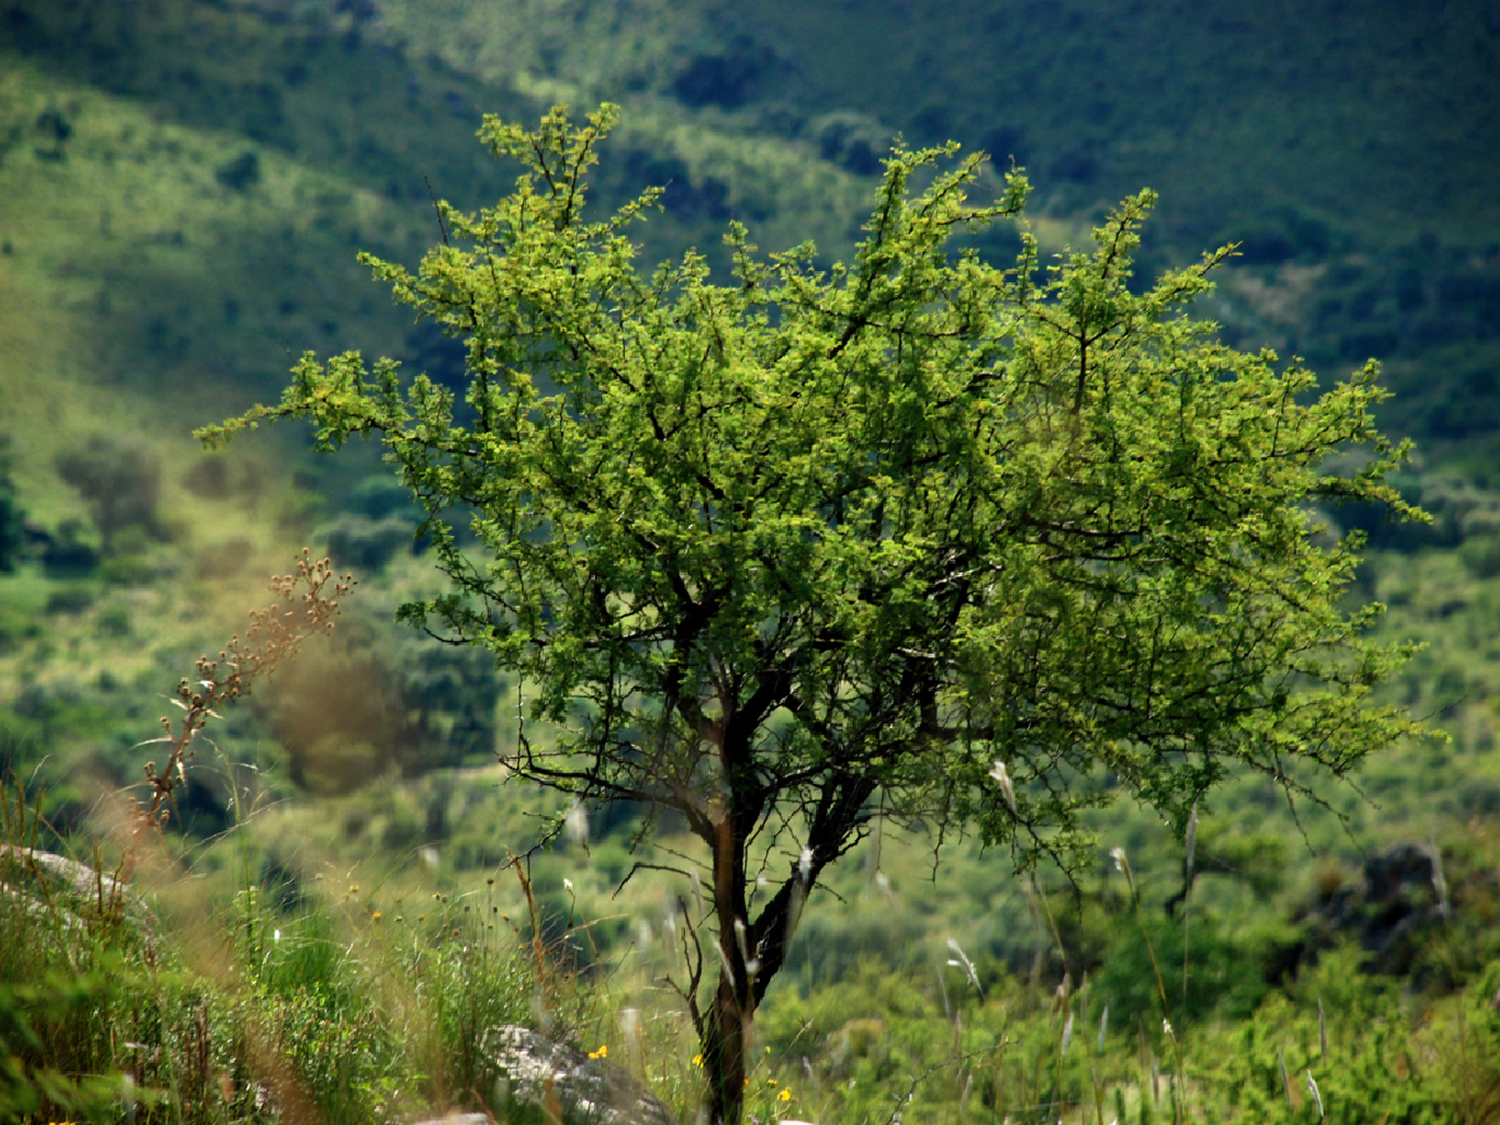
[[123, 549, 355, 878]]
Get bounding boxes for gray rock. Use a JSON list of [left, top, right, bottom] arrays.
[[483, 1024, 678, 1125], [1295, 841, 1448, 976], [0, 845, 151, 936]]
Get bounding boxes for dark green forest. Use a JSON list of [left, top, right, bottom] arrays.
[[2, 1, 1500, 1122]]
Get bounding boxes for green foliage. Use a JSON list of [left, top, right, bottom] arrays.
[[55, 434, 166, 554], [258, 601, 504, 793], [214, 150, 261, 193], [204, 103, 1430, 1121], [0, 436, 24, 573], [1441, 959, 1500, 1122], [1187, 947, 1450, 1124], [3, 1, 1500, 1118], [0, 788, 191, 1123], [207, 102, 1428, 855], [0, 963, 142, 1123], [0, 766, 591, 1125], [1094, 909, 1275, 1028]]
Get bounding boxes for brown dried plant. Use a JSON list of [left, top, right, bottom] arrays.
[[123, 549, 356, 878]]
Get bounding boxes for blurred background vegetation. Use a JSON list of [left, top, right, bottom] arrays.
[[2, 1, 1500, 1120]]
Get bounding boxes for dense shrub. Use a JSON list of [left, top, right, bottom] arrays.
[[55, 435, 166, 553], [0, 436, 23, 572]]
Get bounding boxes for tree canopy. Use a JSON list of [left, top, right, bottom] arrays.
[[200, 104, 1424, 1123]]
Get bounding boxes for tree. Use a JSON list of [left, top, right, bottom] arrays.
[[200, 105, 1425, 1124], [0, 435, 25, 572], [56, 434, 165, 553]]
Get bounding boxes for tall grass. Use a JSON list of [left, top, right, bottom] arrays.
[[0, 765, 616, 1125], [7, 778, 1500, 1125], [3, 554, 1497, 1124], [0, 553, 584, 1124]]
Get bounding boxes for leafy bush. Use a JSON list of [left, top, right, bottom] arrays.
[[1188, 947, 1449, 1124], [39, 519, 97, 578], [55, 435, 166, 553], [215, 150, 261, 192], [1094, 910, 1275, 1028], [323, 514, 417, 572], [0, 435, 24, 573]]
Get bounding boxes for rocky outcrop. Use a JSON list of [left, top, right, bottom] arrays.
[[1296, 842, 1448, 976], [479, 1024, 679, 1125], [0, 844, 151, 936]]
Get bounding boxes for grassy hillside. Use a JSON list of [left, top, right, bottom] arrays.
[[1, 0, 1497, 906], [3, 1, 1500, 1119]]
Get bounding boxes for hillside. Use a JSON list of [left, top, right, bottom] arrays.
[[2, 4, 1500, 1119]]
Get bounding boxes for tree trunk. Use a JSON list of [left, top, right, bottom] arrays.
[[697, 775, 879, 1123], [703, 971, 750, 1125], [703, 811, 753, 1125]]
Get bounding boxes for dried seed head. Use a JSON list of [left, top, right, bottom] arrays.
[[1306, 1070, 1324, 1119], [1184, 802, 1199, 878], [1429, 834, 1450, 918], [1110, 846, 1135, 894], [946, 937, 981, 991], [564, 800, 589, 847], [989, 760, 1017, 815]]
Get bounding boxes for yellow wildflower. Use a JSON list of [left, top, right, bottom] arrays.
[[589, 1045, 608, 1059]]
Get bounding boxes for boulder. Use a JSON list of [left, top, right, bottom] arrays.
[[481, 1024, 678, 1125], [0, 845, 151, 937], [1296, 841, 1446, 976]]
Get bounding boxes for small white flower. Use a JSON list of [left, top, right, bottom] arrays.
[[1110, 847, 1126, 872], [563, 877, 574, 892], [1162, 1019, 1173, 1037], [273, 929, 281, 942]]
